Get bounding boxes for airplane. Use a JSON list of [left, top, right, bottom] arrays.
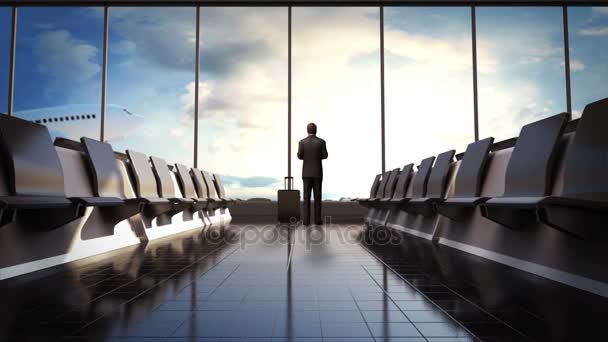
[[14, 104, 145, 141]]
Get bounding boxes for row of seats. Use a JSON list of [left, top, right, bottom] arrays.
[[357, 98, 608, 240], [0, 115, 235, 231]]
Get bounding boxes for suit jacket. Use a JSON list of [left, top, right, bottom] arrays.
[[297, 135, 328, 179]]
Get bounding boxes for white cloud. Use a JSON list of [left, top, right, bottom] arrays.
[[562, 59, 586, 72], [592, 7, 608, 16], [111, 7, 566, 199], [34, 30, 100, 83], [111, 40, 136, 56], [578, 27, 608, 36], [109, 8, 196, 70]]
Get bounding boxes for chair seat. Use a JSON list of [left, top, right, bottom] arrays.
[[170, 197, 195, 204], [408, 197, 439, 205], [142, 197, 171, 205], [388, 198, 411, 205], [442, 197, 487, 206], [538, 195, 608, 211], [0, 196, 73, 209], [483, 197, 544, 209], [70, 196, 125, 207]]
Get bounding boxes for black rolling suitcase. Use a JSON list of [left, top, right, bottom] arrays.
[[278, 177, 300, 223]]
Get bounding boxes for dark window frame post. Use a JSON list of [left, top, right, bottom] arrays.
[[100, 6, 109, 141], [7, 6, 17, 116], [471, 6, 479, 142], [380, 5, 386, 173], [194, 6, 200, 168]]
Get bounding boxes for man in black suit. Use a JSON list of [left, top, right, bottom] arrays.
[[297, 123, 328, 226]]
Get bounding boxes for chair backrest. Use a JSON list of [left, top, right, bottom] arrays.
[[368, 174, 381, 198], [175, 163, 198, 198], [0, 115, 65, 197], [149, 156, 176, 198], [126, 150, 159, 199], [382, 168, 401, 199], [426, 150, 456, 198], [375, 171, 391, 199], [202, 170, 220, 200], [504, 112, 569, 197], [81, 137, 125, 198], [562, 98, 608, 199], [453, 137, 494, 198], [191, 168, 209, 199], [411, 156, 435, 198], [213, 174, 227, 199], [392, 164, 414, 200]]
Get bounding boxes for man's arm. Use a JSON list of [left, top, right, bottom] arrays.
[[321, 140, 328, 160], [297, 141, 303, 160]]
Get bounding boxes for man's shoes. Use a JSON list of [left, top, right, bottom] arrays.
[[314, 221, 323, 226], [303, 221, 311, 226]]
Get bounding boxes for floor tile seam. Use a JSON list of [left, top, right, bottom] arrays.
[[66, 243, 238, 338], [346, 282, 395, 341], [355, 242, 478, 341], [378, 260, 537, 341]]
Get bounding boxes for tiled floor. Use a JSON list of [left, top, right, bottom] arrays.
[[0, 223, 605, 341]]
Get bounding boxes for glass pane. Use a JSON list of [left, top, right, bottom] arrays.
[[107, 7, 195, 166], [568, 6, 608, 116], [477, 7, 566, 141], [13, 7, 103, 140], [0, 7, 10, 114], [292, 8, 381, 200], [385, 7, 473, 168], [198, 8, 287, 200]]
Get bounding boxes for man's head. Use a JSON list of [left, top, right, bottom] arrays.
[[307, 122, 317, 135]]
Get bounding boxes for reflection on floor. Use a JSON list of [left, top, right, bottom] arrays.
[[0, 223, 605, 341]]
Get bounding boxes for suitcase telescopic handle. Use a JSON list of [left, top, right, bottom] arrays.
[[284, 176, 294, 190]]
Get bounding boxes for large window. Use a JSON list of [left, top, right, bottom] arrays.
[[568, 6, 608, 116], [107, 7, 195, 166], [477, 7, 566, 141], [292, 8, 381, 200], [198, 8, 287, 200], [13, 7, 103, 140], [0, 8, 10, 113], [384, 7, 473, 168]]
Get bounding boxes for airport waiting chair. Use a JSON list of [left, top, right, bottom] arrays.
[[359, 171, 391, 208], [435, 137, 494, 221], [0, 115, 83, 229], [384, 164, 414, 207], [201, 170, 230, 209], [533, 98, 608, 239], [406, 150, 456, 216], [479, 112, 570, 230], [213, 174, 238, 204], [368, 168, 400, 208], [389, 157, 435, 209], [354, 172, 388, 208], [78, 137, 147, 223], [126, 150, 178, 218], [191, 167, 218, 212], [352, 174, 381, 204], [175, 164, 208, 211], [148, 157, 194, 215]]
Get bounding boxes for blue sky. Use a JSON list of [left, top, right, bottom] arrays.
[[0, 6, 606, 199]]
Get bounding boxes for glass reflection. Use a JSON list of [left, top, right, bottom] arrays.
[[477, 7, 566, 141], [292, 7, 381, 200], [0, 7, 11, 113], [107, 7, 195, 165], [385, 7, 474, 166], [13, 7, 103, 140], [198, 8, 288, 200], [568, 6, 608, 116]]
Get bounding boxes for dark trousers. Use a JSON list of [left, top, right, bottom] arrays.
[[302, 177, 323, 225]]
